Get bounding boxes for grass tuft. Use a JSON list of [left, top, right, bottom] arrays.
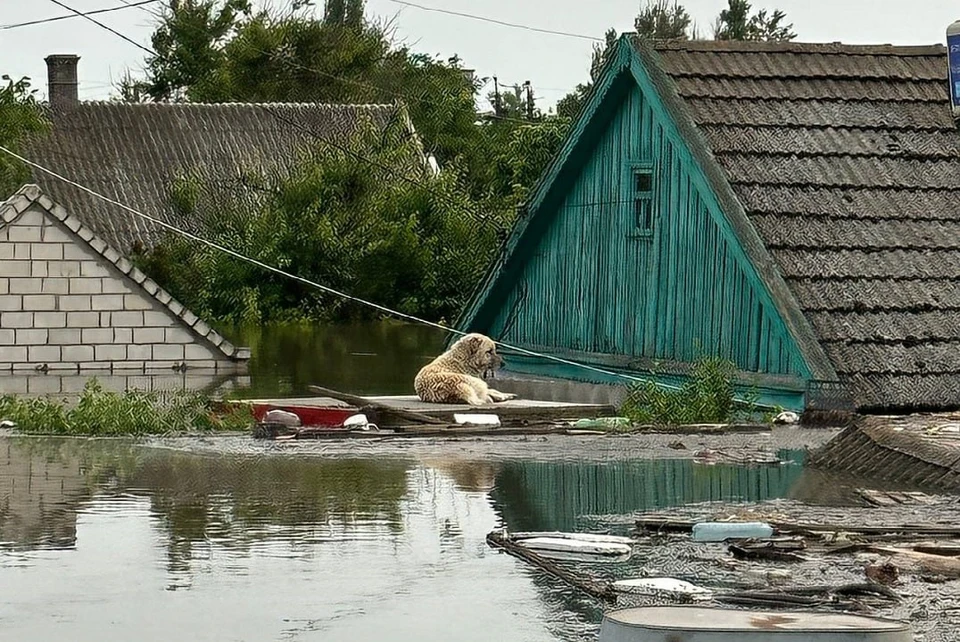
[[0, 379, 253, 436]]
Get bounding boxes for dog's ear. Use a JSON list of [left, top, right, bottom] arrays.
[[462, 334, 483, 351]]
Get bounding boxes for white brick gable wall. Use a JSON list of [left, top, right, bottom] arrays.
[[0, 186, 250, 373]]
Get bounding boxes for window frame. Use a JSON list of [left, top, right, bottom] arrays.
[[624, 160, 655, 238]]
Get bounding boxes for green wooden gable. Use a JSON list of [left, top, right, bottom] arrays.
[[456, 36, 839, 409]]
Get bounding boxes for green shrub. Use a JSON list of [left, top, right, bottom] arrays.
[[0, 379, 253, 436], [620, 356, 761, 425]]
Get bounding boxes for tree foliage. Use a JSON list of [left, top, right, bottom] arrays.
[[713, 0, 797, 41], [132, 118, 515, 324], [557, 0, 795, 118], [634, 0, 695, 41], [0, 75, 49, 198]]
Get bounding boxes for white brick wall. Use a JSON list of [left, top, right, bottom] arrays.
[[0, 203, 238, 373]]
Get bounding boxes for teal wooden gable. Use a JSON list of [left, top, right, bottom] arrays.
[[456, 36, 838, 410]]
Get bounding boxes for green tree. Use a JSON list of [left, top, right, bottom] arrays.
[[557, 0, 794, 119], [133, 117, 514, 324], [0, 75, 49, 197], [122, 1, 519, 196], [713, 0, 796, 41], [634, 0, 694, 41]]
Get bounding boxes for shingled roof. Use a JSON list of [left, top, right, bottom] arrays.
[[636, 38, 959, 411], [20, 102, 419, 254]]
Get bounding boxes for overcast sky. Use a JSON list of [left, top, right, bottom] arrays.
[[2, 0, 958, 110]]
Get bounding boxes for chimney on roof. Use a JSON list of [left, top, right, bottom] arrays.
[[45, 54, 80, 111]]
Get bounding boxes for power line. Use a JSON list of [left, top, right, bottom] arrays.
[[0, 0, 162, 30], [387, 0, 603, 43], [46, 0, 155, 56], [0, 143, 675, 391]]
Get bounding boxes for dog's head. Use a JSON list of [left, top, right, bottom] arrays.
[[451, 333, 503, 377]]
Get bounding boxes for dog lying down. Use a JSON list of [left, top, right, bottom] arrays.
[[414, 333, 518, 406]]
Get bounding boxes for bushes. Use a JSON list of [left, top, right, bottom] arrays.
[[620, 356, 762, 425], [0, 379, 253, 436]]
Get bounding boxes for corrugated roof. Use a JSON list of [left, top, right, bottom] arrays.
[[19, 102, 411, 253], [643, 38, 960, 410]]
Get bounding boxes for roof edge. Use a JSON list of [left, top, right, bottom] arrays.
[[0, 184, 251, 364], [636, 35, 947, 56], [628, 37, 839, 382]]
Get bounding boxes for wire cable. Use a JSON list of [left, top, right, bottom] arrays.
[[0, 143, 675, 390], [46, 0, 155, 56], [0, 0, 162, 30], [386, 0, 603, 42]]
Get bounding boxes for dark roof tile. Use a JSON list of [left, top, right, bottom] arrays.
[[788, 278, 960, 312], [682, 98, 956, 129], [824, 342, 960, 376], [718, 155, 960, 189], [752, 216, 960, 251], [842, 373, 960, 410], [673, 77, 947, 102], [703, 126, 960, 159], [772, 249, 960, 280], [735, 185, 960, 221], [808, 310, 960, 343]]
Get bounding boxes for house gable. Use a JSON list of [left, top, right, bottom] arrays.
[[457, 37, 840, 406], [0, 185, 249, 373]]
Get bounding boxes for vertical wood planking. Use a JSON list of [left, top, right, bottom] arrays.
[[485, 83, 808, 379]]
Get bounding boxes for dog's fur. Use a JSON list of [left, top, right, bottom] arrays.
[[414, 333, 517, 406]]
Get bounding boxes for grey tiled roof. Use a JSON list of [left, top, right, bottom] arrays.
[[1, 184, 250, 362], [643, 38, 960, 410], [19, 102, 410, 254]]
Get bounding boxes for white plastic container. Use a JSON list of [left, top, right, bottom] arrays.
[[692, 521, 774, 542]]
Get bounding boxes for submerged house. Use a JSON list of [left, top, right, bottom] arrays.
[[0, 54, 429, 395], [456, 36, 960, 414]]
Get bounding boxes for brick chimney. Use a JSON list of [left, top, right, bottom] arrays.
[[45, 54, 80, 110]]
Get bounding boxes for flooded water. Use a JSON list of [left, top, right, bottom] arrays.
[[0, 437, 813, 642], [223, 322, 449, 398]]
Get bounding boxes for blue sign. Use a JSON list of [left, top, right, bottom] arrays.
[[950, 32, 960, 108]]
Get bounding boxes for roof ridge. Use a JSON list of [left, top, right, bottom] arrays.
[[0, 184, 250, 364], [636, 36, 946, 56]]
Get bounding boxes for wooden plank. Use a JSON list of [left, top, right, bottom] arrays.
[[363, 395, 616, 423], [307, 386, 447, 425]]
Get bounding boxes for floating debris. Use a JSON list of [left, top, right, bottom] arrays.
[[611, 577, 713, 601]]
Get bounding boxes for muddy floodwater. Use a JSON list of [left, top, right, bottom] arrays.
[[0, 432, 847, 642]]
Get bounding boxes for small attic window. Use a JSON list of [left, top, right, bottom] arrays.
[[629, 164, 655, 236]]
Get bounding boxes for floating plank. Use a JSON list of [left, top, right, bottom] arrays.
[[510, 531, 635, 546], [516, 536, 633, 557], [358, 394, 616, 423]]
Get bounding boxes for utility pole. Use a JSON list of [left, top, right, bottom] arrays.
[[523, 80, 534, 120], [492, 75, 503, 119]]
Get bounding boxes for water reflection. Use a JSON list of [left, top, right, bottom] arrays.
[[223, 321, 448, 398], [0, 437, 813, 642], [490, 450, 808, 533]]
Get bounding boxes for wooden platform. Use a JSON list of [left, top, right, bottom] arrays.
[[241, 388, 618, 439]]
